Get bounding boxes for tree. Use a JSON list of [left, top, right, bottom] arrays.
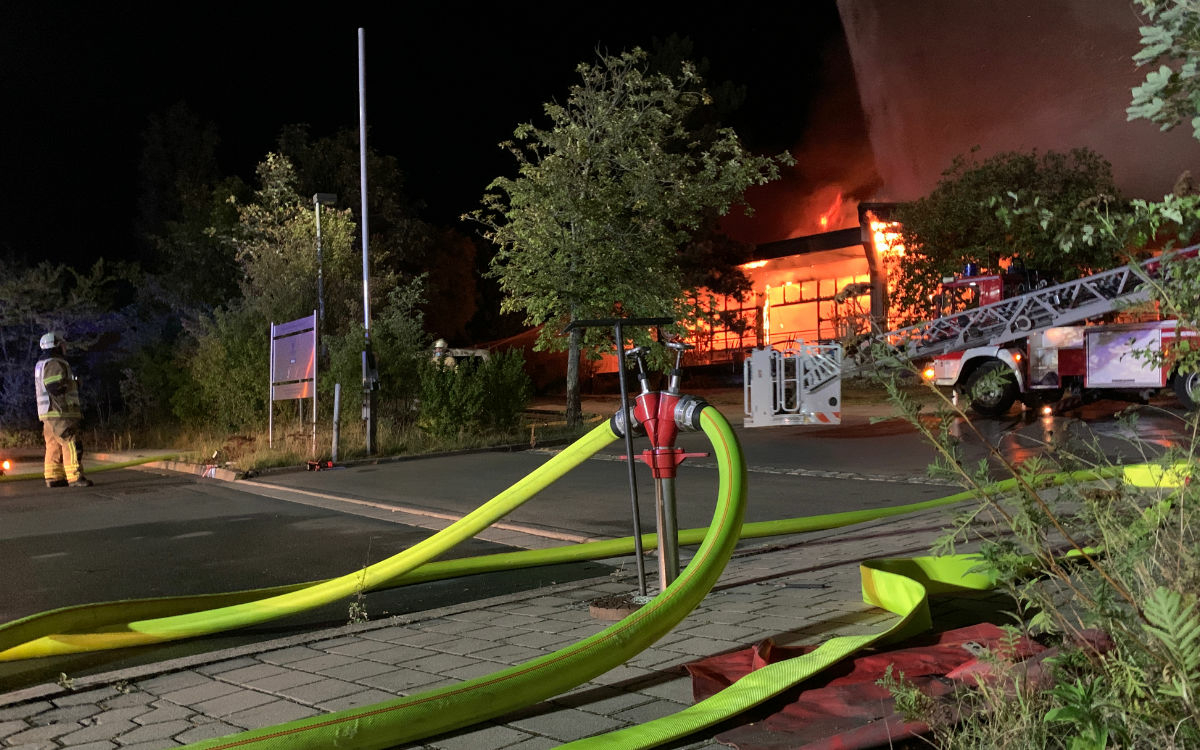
[[474, 49, 789, 425], [275, 124, 433, 269], [229, 153, 371, 331], [136, 103, 246, 310], [892, 148, 1124, 324], [1127, 0, 1200, 140], [173, 153, 428, 431]]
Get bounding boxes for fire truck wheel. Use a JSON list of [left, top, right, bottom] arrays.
[[965, 360, 1018, 417], [1174, 371, 1199, 410]]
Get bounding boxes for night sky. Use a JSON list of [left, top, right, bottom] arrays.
[[1, 2, 862, 267]]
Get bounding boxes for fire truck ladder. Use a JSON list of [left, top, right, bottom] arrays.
[[851, 244, 1199, 367]]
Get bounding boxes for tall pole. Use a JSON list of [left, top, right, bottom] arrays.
[[614, 321, 647, 597], [314, 198, 325, 327], [358, 27, 377, 454], [313, 193, 336, 359]]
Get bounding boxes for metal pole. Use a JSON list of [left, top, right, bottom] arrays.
[[658, 477, 680, 585], [268, 322, 275, 449], [657, 342, 688, 586], [358, 30, 371, 337], [332, 383, 341, 463], [312, 311, 318, 457], [315, 200, 325, 327], [614, 321, 647, 597], [358, 27, 376, 455]]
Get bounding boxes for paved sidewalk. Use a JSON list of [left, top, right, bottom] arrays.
[[0, 496, 975, 749]]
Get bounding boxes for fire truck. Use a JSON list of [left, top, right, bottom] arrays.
[[743, 245, 1198, 426], [915, 245, 1199, 415]]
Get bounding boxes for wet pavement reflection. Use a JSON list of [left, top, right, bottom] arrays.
[[951, 398, 1194, 475]]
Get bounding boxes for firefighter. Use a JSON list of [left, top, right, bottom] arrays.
[[34, 331, 93, 488], [431, 338, 457, 369]]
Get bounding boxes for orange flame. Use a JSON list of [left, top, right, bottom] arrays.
[[870, 218, 905, 257], [818, 191, 844, 231]]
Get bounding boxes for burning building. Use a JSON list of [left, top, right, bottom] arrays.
[[679, 202, 904, 367], [583, 202, 905, 378]]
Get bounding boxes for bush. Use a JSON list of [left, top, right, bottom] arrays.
[[170, 305, 268, 430], [418, 349, 532, 439]]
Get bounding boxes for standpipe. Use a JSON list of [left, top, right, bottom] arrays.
[[628, 342, 707, 589]]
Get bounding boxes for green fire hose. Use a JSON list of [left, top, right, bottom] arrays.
[[0, 460, 1124, 663], [559, 460, 1191, 749]]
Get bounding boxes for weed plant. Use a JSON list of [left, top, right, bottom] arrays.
[[873, 352, 1199, 749]]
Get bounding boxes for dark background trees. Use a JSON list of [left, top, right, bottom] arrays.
[[1, 38, 788, 441]]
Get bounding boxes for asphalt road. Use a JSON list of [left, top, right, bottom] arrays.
[[0, 467, 613, 691]]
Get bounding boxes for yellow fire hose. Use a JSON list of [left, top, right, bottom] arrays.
[[179, 458, 1189, 750], [172, 405, 748, 749], [0, 456, 1112, 662], [0, 454, 181, 483], [0, 459, 1126, 664]]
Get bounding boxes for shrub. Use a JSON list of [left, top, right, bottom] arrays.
[[418, 349, 532, 439]]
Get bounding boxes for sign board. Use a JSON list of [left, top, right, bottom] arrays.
[[269, 312, 317, 451]]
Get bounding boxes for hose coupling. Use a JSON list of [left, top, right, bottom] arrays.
[[673, 395, 710, 432], [610, 405, 646, 438]]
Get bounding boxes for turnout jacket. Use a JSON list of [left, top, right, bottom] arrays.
[[34, 355, 82, 421]]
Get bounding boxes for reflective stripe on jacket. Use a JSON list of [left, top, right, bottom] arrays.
[[35, 356, 82, 420]]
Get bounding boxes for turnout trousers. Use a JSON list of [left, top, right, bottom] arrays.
[[43, 419, 84, 483]]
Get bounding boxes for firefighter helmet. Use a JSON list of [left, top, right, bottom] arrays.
[[39, 331, 63, 350], [433, 338, 448, 350]]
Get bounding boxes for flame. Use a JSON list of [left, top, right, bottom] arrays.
[[869, 217, 905, 257], [818, 191, 844, 230], [741, 260, 769, 269]]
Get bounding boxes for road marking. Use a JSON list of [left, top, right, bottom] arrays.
[[237, 480, 602, 545]]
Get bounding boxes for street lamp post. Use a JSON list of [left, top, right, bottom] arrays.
[[358, 27, 377, 455], [313, 193, 337, 328]]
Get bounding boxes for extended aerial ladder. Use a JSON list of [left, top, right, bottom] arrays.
[[853, 244, 1199, 366]]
